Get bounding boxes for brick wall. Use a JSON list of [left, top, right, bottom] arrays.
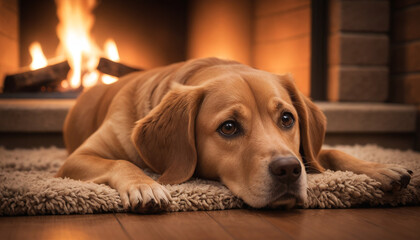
[[390, 1, 420, 104], [252, 0, 311, 96], [187, 0, 252, 65], [0, 0, 19, 92], [187, 0, 311, 96], [389, 0, 420, 150], [327, 0, 390, 102]]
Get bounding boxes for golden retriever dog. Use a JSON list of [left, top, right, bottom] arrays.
[[56, 58, 412, 210]]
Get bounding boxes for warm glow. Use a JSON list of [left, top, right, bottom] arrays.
[[61, 80, 69, 88], [83, 70, 99, 87], [104, 39, 120, 62], [56, 0, 99, 89], [102, 74, 118, 84], [43, 228, 90, 240], [29, 42, 48, 70], [101, 38, 120, 85]]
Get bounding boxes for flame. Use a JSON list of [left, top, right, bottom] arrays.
[[101, 74, 117, 85], [29, 42, 48, 70], [83, 70, 99, 87], [56, 0, 98, 89], [104, 39, 120, 61], [61, 80, 69, 88], [28, 0, 122, 90], [101, 39, 119, 85]]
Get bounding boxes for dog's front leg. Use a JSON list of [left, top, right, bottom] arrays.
[[318, 149, 413, 191], [55, 154, 171, 212]]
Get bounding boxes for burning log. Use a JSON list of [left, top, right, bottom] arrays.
[[2, 57, 141, 94], [3, 61, 70, 92], [97, 57, 142, 77]]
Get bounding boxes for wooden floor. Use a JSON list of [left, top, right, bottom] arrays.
[[0, 207, 419, 240]]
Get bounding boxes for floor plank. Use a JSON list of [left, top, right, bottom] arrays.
[[259, 207, 420, 240], [342, 207, 420, 239], [115, 211, 233, 240], [0, 207, 419, 240], [207, 209, 292, 240], [0, 214, 129, 240]]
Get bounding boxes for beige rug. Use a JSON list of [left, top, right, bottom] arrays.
[[0, 145, 419, 215]]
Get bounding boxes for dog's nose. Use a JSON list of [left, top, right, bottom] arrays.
[[269, 157, 301, 183]]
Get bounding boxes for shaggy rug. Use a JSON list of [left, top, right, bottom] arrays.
[[0, 145, 419, 216]]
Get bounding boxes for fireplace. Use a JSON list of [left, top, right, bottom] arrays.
[[1, 0, 319, 98], [0, 0, 407, 102], [0, 0, 419, 150]]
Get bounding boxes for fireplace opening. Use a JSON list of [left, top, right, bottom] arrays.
[[1, 0, 323, 99]]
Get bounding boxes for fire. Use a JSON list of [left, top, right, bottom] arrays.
[[82, 71, 99, 88], [56, 0, 98, 89], [104, 39, 120, 62], [29, 42, 48, 70], [102, 39, 119, 85], [27, 0, 121, 90]]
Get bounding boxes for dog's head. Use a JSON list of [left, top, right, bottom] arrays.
[[132, 58, 326, 208]]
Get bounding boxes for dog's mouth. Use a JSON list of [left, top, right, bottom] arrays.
[[267, 193, 302, 209]]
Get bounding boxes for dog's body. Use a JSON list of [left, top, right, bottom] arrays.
[[56, 58, 412, 210]]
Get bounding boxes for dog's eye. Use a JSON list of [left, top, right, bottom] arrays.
[[218, 120, 239, 137], [281, 112, 295, 128]]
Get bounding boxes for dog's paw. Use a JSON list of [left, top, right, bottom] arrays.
[[367, 164, 413, 192], [119, 182, 171, 212]]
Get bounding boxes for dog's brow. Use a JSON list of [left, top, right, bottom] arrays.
[[275, 102, 283, 111], [213, 103, 248, 122], [229, 105, 248, 119], [270, 98, 285, 112]]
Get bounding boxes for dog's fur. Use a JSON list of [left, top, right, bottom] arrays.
[[56, 58, 412, 210]]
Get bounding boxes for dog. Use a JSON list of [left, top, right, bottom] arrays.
[[56, 58, 413, 210]]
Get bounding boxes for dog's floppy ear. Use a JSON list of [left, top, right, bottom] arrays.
[[131, 84, 205, 184], [280, 74, 326, 172]]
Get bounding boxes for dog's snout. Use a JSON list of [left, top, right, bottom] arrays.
[[269, 157, 301, 183]]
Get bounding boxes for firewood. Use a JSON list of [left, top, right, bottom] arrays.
[[3, 61, 70, 92], [97, 57, 141, 77]]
